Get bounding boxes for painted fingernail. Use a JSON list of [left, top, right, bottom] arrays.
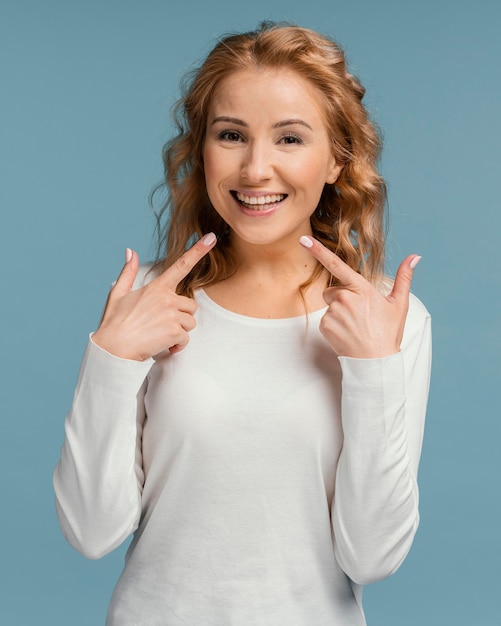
[[299, 235, 313, 248], [125, 248, 132, 262], [201, 232, 217, 246], [409, 255, 422, 269]]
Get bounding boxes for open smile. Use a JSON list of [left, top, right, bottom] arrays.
[[231, 191, 288, 211]]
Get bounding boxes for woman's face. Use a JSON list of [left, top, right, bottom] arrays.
[[203, 68, 342, 249]]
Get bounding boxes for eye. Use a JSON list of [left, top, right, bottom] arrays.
[[218, 130, 243, 142], [278, 133, 304, 145]]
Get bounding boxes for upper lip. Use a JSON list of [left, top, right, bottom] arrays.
[[232, 191, 288, 207], [232, 190, 287, 197]]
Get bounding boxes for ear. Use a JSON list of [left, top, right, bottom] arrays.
[[326, 159, 343, 185]]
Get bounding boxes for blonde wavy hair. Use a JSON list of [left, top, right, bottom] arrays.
[[153, 22, 387, 295]]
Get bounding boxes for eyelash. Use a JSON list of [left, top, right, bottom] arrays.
[[218, 130, 242, 142], [279, 133, 303, 145], [217, 130, 304, 145]]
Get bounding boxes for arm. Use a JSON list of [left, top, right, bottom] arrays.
[[332, 295, 431, 584], [53, 341, 153, 559], [299, 235, 431, 584], [53, 236, 217, 558]]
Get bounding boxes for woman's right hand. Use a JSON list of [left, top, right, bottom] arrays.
[[92, 233, 217, 361]]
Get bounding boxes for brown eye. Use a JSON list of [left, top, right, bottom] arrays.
[[279, 134, 303, 145], [219, 130, 242, 142]]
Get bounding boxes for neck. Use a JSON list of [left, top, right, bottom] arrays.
[[228, 233, 319, 285], [203, 232, 329, 318]]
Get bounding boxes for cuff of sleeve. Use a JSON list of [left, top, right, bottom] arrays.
[[76, 334, 155, 395], [338, 352, 406, 435], [338, 351, 403, 389]]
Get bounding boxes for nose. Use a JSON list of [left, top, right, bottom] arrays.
[[240, 140, 273, 182]]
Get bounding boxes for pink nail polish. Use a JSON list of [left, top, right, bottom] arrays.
[[125, 248, 132, 262], [299, 235, 313, 248], [409, 255, 422, 269], [201, 232, 217, 246]]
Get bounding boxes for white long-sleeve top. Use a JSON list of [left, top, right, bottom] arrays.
[[53, 278, 431, 626]]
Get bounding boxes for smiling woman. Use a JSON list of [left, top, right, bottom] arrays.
[[53, 21, 431, 626], [158, 23, 388, 299], [203, 69, 341, 250]]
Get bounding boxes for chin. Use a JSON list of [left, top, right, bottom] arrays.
[[230, 226, 305, 248]]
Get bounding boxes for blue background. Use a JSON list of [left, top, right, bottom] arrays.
[[2, 0, 500, 624]]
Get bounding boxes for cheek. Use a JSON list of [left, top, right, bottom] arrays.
[[202, 148, 228, 216], [295, 156, 333, 189], [203, 146, 228, 191], [202, 146, 214, 186]]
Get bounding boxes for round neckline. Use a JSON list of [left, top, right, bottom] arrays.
[[196, 289, 327, 327]]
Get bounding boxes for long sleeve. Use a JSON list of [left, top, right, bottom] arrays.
[[332, 293, 431, 585], [53, 338, 154, 559]]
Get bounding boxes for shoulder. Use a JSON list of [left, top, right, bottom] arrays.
[[402, 291, 431, 353], [407, 291, 431, 324]]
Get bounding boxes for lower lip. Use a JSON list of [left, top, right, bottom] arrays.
[[234, 197, 285, 218]]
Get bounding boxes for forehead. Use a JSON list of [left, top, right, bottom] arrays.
[[209, 68, 329, 126]]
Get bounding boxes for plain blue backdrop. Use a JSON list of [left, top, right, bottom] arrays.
[[1, 0, 500, 624]]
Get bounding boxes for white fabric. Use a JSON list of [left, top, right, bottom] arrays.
[[53, 275, 431, 626]]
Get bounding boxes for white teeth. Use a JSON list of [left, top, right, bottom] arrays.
[[236, 192, 285, 206]]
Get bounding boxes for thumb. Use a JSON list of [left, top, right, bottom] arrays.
[[110, 248, 139, 298], [389, 254, 421, 304]]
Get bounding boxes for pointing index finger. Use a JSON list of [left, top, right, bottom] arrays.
[[159, 232, 217, 289], [299, 235, 362, 287]]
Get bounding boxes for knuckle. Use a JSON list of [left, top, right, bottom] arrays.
[[335, 290, 350, 305], [323, 258, 338, 275], [323, 287, 335, 304], [161, 289, 175, 305], [319, 321, 335, 345], [174, 255, 191, 273], [399, 270, 412, 284], [319, 315, 333, 335], [180, 295, 197, 313]]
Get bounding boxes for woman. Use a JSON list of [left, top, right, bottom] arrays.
[[54, 23, 431, 625]]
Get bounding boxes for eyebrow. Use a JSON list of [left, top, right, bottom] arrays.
[[273, 119, 313, 131], [211, 116, 248, 127], [211, 116, 313, 131]]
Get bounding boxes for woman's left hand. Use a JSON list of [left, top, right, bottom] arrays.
[[300, 236, 421, 359]]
